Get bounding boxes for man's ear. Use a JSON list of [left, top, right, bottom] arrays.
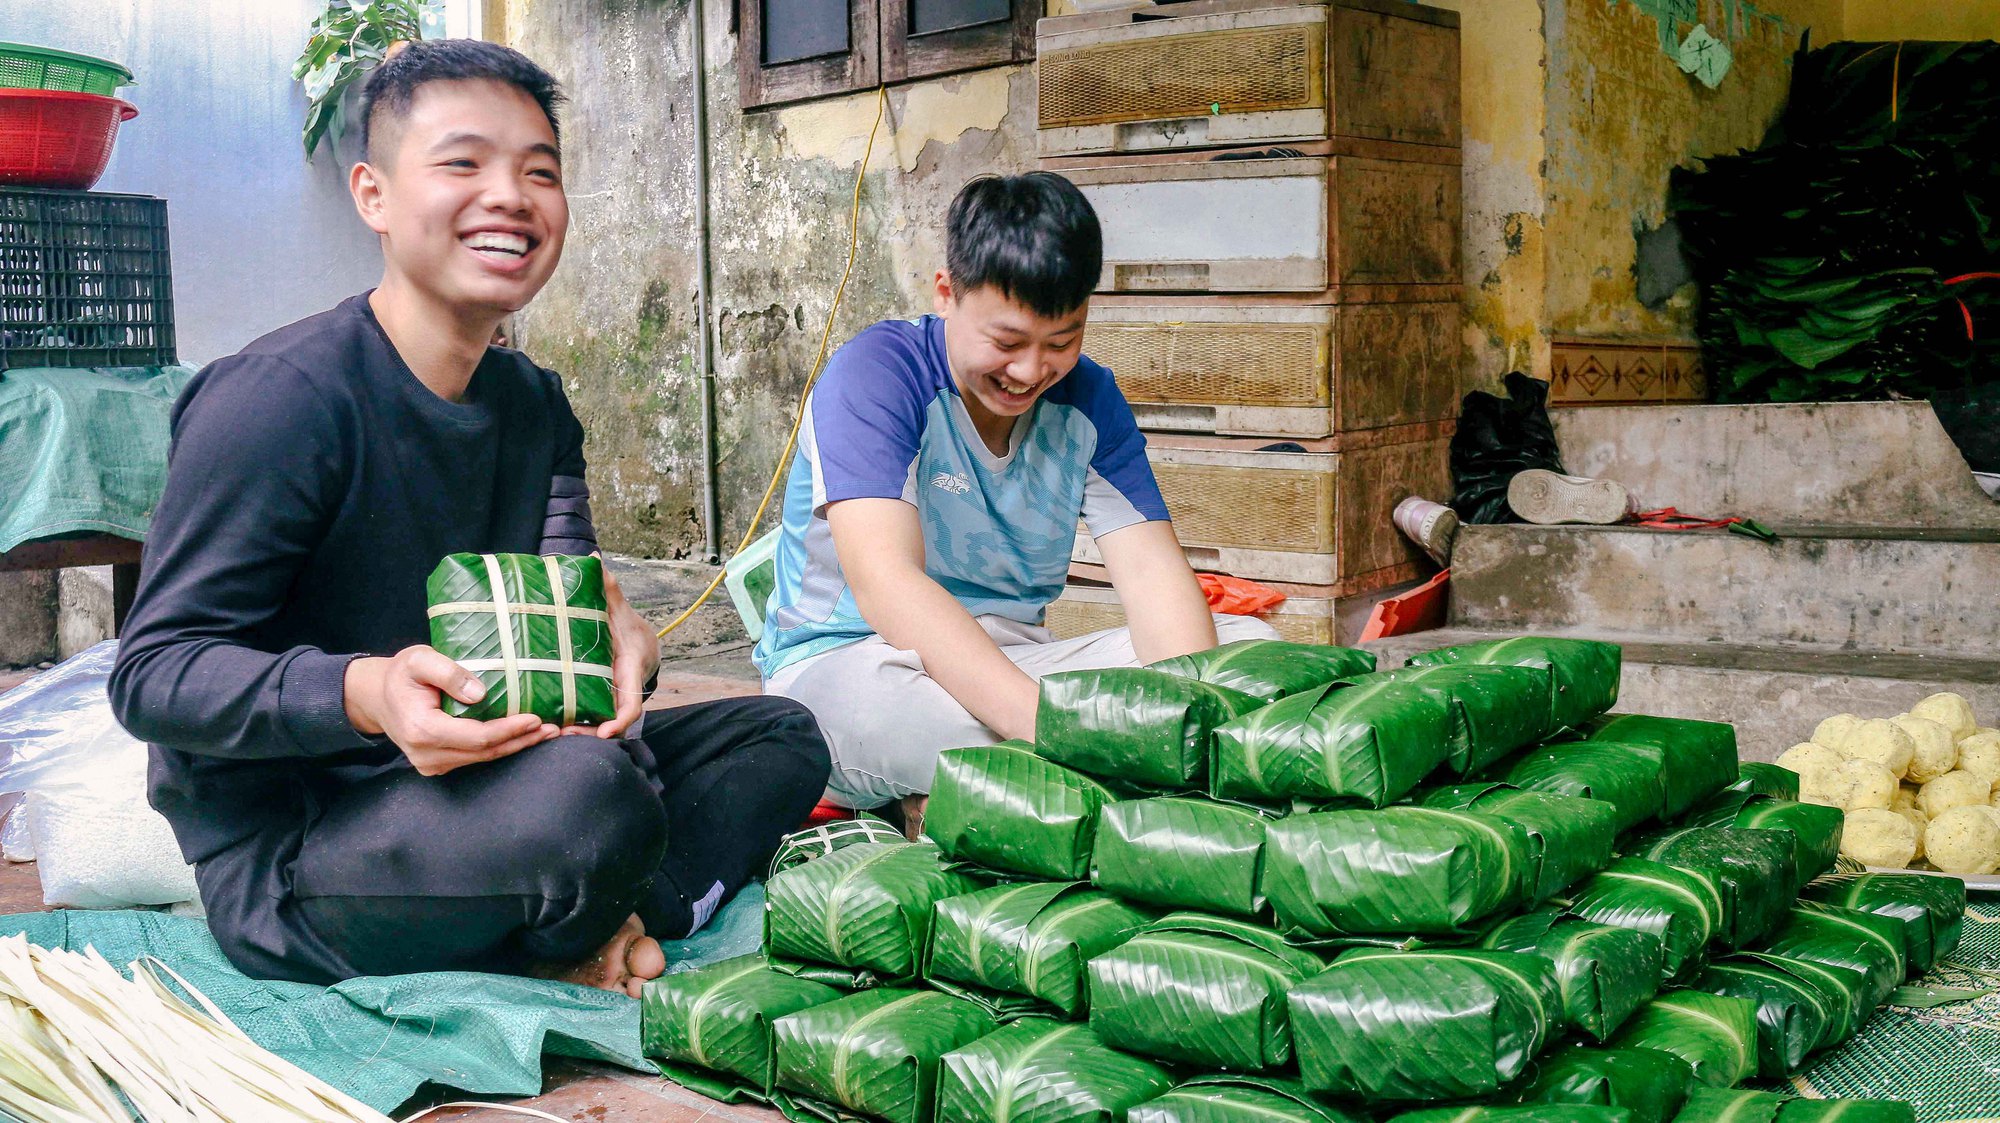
[[350, 161, 391, 236], [932, 269, 955, 316]]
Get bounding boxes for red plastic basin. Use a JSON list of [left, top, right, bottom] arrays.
[[0, 88, 137, 190]]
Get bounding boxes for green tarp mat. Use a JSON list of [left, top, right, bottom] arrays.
[[1037, 668, 1262, 789], [1347, 665, 1551, 775], [1417, 783, 1618, 903], [429, 552, 616, 726], [1683, 795, 1844, 888], [1799, 871, 1967, 973], [1086, 912, 1322, 1072], [1403, 636, 1621, 731], [764, 842, 982, 982], [1502, 745, 1665, 835], [1604, 991, 1759, 1088], [1508, 1044, 1693, 1123], [1090, 796, 1274, 918], [1152, 639, 1376, 702], [1727, 763, 1801, 801], [0, 364, 192, 554], [927, 743, 1117, 880], [1562, 858, 1725, 985], [1628, 826, 1798, 949], [772, 988, 997, 1123], [926, 881, 1153, 1018], [1129, 1076, 1369, 1123], [1261, 807, 1530, 938], [1574, 714, 1739, 817], [1760, 903, 1908, 1010], [1480, 909, 1662, 1042], [641, 954, 842, 1096], [1692, 954, 1857, 1077], [1210, 680, 1453, 806], [1289, 947, 1560, 1102], [937, 1020, 1175, 1123], [1675, 1087, 1916, 1123]]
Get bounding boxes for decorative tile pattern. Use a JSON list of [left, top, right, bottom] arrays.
[[1549, 336, 1709, 406]]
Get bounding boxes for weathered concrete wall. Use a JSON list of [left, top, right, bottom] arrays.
[[1843, 0, 2000, 41], [500, 0, 1032, 558]]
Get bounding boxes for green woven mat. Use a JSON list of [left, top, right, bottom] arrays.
[[1783, 901, 2000, 1121]]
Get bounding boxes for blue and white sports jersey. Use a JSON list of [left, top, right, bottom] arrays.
[[752, 314, 1169, 678]]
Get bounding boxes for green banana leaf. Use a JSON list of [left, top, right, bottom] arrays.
[[771, 817, 908, 878], [928, 743, 1117, 880], [1209, 680, 1454, 806], [1691, 953, 1854, 1076], [937, 1020, 1176, 1123], [764, 842, 984, 981], [1507, 1044, 1694, 1123], [1574, 715, 1739, 817], [771, 988, 999, 1123], [1774, 1100, 1918, 1123], [1391, 1109, 1632, 1123], [1038, 668, 1264, 788], [1759, 902, 1907, 1009], [1129, 1075, 1370, 1123], [1152, 639, 1376, 702], [926, 881, 1155, 1018], [1290, 947, 1560, 1103], [1404, 636, 1622, 731], [1501, 745, 1665, 835], [1261, 807, 1530, 937], [640, 955, 844, 1094], [1628, 827, 1798, 948], [1090, 796, 1276, 918], [1681, 795, 1843, 887], [427, 552, 615, 725], [1674, 1087, 1915, 1123], [1603, 991, 1759, 1088], [1350, 664, 1553, 775], [1725, 763, 1800, 801], [1562, 858, 1725, 985], [1480, 909, 1663, 1042], [1086, 912, 1323, 1071], [1798, 871, 1967, 972], [1418, 784, 1618, 902]]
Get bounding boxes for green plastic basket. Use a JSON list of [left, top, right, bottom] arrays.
[[0, 43, 133, 97]]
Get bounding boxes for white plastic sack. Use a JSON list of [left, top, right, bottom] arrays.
[[0, 641, 200, 910]]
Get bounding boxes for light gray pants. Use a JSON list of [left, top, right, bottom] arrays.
[[764, 613, 1280, 808]]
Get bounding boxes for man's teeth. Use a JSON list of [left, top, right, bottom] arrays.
[[464, 232, 529, 255]]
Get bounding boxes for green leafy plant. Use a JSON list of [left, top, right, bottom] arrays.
[[293, 0, 427, 160]]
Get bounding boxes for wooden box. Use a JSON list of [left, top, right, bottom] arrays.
[[1037, 0, 1460, 158], [1087, 294, 1461, 438], [1050, 142, 1461, 295], [1072, 428, 1451, 587], [1047, 580, 1339, 645]]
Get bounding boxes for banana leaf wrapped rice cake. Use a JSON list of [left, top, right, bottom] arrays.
[[1289, 948, 1560, 1103], [1353, 664, 1552, 775], [1759, 902, 1907, 1008], [1038, 669, 1262, 789], [938, 1021, 1175, 1123], [927, 742, 1117, 880], [1501, 745, 1665, 835], [1683, 795, 1843, 887], [1087, 913, 1323, 1071], [1261, 807, 1530, 938], [1129, 1076, 1369, 1123], [1573, 714, 1740, 816], [427, 552, 614, 725], [1209, 681, 1453, 805], [1090, 796, 1276, 918], [1403, 636, 1621, 731], [1604, 991, 1759, 1088], [1417, 784, 1618, 903], [764, 842, 982, 983], [1628, 827, 1798, 948], [1152, 639, 1376, 703], [1799, 870, 1966, 971], [1507, 1045, 1694, 1123], [1480, 909, 1662, 1042], [1675, 1087, 1915, 1123], [772, 988, 998, 1123], [1691, 953, 1868, 1077], [926, 881, 1154, 1018], [640, 955, 844, 1098], [1562, 858, 1725, 985], [1726, 763, 1801, 800]]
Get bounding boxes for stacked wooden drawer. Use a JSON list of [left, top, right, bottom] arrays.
[[1037, 0, 1461, 642]]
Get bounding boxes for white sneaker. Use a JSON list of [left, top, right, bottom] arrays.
[[1507, 469, 1631, 525], [1393, 496, 1459, 567]]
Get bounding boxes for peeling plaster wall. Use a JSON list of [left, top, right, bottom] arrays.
[[500, 0, 1032, 558]]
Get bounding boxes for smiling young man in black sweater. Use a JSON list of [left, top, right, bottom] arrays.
[[108, 40, 829, 995]]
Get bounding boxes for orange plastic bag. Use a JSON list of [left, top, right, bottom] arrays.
[[1199, 573, 1287, 615]]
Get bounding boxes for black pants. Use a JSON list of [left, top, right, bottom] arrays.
[[195, 695, 829, 985]]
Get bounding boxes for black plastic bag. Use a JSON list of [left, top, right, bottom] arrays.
[[1450, 372, 1565, 524]]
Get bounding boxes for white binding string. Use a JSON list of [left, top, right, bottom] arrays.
[[481, 554, 522, 718], [453, 658, 612, 678], [543, 554, 578, 726], [426, 601, 609, 623]]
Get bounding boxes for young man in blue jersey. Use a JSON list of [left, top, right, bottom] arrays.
[[754, 172, 1274, 832]]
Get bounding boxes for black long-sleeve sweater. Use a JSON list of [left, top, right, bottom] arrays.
[[109, 293, 598, 863]]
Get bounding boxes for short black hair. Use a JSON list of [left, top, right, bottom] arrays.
[[945, 173, 1102, 318], [360, 39, 564, 164]]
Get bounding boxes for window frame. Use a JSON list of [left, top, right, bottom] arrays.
[[880, 0, 1036, 84], [737, 0, 882, 109], [736, 0, 1037, 109]]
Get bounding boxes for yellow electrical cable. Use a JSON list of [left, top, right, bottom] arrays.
[[657, 83, 889, 639]]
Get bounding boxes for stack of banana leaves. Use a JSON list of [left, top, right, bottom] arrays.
[[635, 632, 1964, 1123]]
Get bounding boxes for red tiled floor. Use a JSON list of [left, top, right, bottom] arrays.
[[644, 669, 760, 709], [428, 1061, 785, 1122], [0, 851, 44, 914]]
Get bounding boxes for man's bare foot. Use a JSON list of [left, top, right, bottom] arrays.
[[532, 914, 666, 998], [899, 793, 928, 842]]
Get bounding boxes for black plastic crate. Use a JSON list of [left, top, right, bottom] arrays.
[[0, 186, 175, 370]]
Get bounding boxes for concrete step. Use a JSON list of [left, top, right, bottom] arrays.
[[1447, 522, 2000, 657], [1362, 626, 2000, 763]]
